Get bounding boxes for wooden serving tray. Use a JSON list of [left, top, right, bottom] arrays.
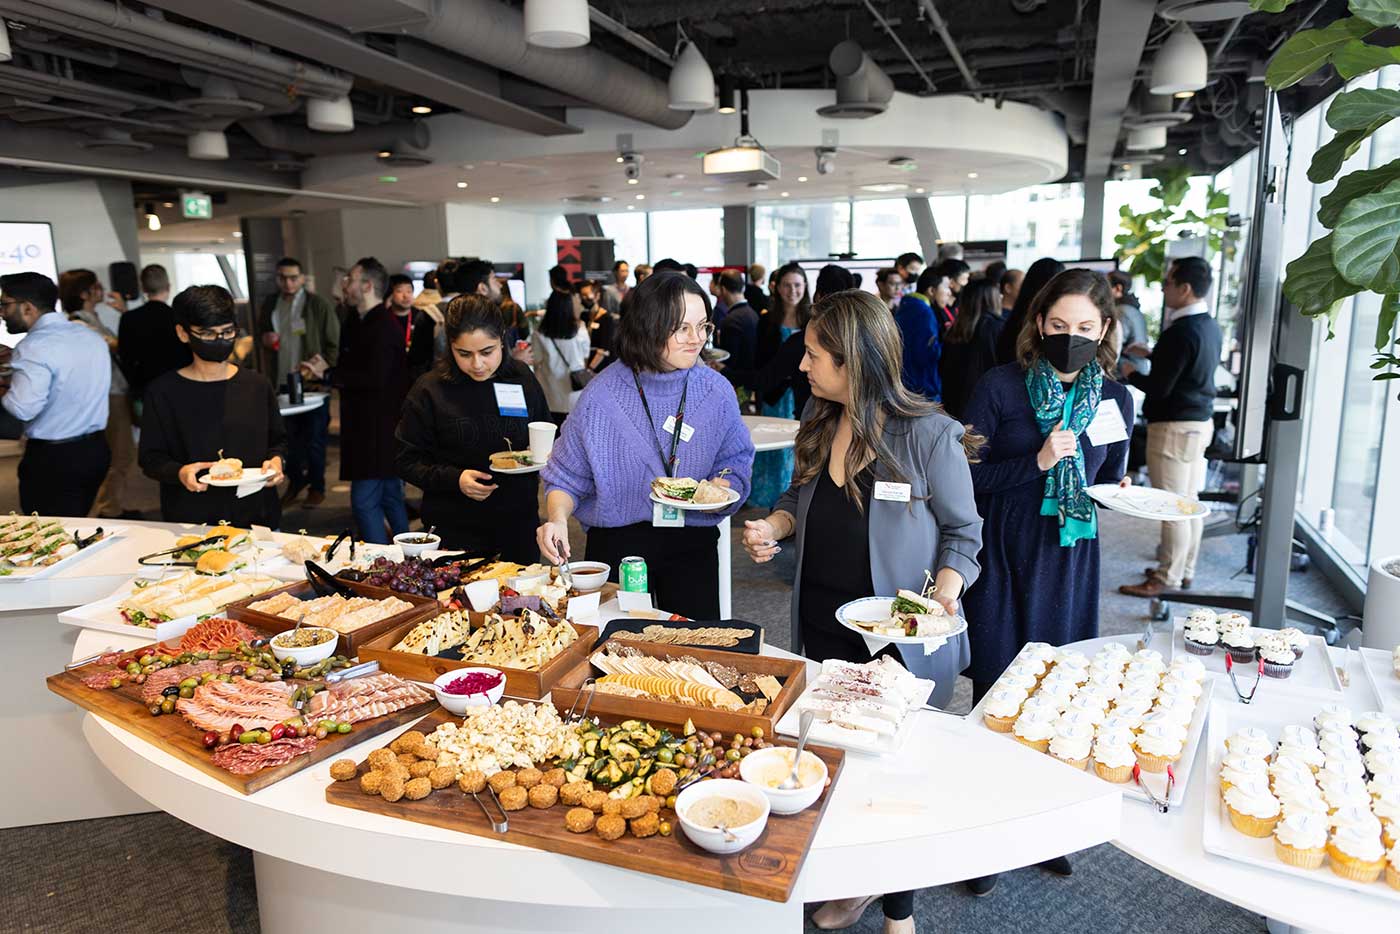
[[551, 639, 807, 739], [358, 617, 598, 700], [47, 666, 435, 795], [325, 707, 843, 902], [224, 578, 439, 656]]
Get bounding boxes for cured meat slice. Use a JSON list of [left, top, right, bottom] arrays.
[[305, 673, 431, 724], [177, 678, 299, 732], [139, 660, 221, 704], [81, 667, 124, 690], [211, 735, 318, 775]]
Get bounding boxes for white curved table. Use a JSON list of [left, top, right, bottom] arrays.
[[278, 391, 327, 418], [1048, 633, 1395, 934], [715, 415, 802, 618], [69, 622, 1121, 933]]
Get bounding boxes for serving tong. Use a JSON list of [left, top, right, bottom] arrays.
[[1131, 763, 1175, 813], [136, 531, 228, 567], [1224, 652, 1264, 704], [472, 784, 510, 834], [564, 677, 597, 724]]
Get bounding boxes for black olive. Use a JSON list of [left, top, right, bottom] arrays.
[[161, 685, 180, 697], [230, 665, 245, 677], [281, 661, 297, 678], [249, 638, 268, 648]]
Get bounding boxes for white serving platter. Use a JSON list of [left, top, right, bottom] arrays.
[[1357, 646, 1400, 718], [776, 676, 936, 757], [197, 468, 277, 488], [56, 578, 204, 641], [1152, 620, 1344, 699], [0, 523, 127, 583]]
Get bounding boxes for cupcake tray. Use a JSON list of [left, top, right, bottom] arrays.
[[1356, 647, 1400, 718], [967, 674, 1212, 809], [1201, 694, 1400, 904], [1152, 620, 1344, 700]]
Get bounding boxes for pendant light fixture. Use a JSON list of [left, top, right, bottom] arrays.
[[525, 0, 591, 49], [0, 19, 12, 64], [1150, 23, 1207, 97], [717, 74, 737, 115], [668, 38, 715, 111]]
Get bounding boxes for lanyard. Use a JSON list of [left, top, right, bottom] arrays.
[[402, 310, 413, 349], [633, 368, 689, 478]]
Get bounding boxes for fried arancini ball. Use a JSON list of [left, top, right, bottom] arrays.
[[581, 791, 609, 813], [648, 768, 677, 797], [619, 796, 649, 819], [359, 770, 384, 795], [638, 795, 661, 815], [388, 762, 411, 780], [458, 770, 487, 794], [487, 771, 517, 793], [564, 807, 595, 833], [404, 777, 432, 801], [329, 759, 358, 782], [409, 760, 436, 779], [528, 783, 559, 809], [515, 767, 543, 789], [367, 749, 397, 772], [498, 786, 529, 811], [601, 799, 623, 817], [390, 731, 427, 755], [397, 753, 418, 770], [559, 781, 593, 806], [595, 814, 626, 841], [429, 766, 456, 790], [629, 812, 659, 838], [413, 742, 438, 761], [380, 772, 406, 803], [542, 767, 567, 787]]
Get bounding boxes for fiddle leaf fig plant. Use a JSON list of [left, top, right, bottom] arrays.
[[1113, 164, 1233, 289]]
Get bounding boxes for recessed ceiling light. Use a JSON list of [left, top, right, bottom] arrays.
[[780, 191, 789, 197], [411, 105, 433, 115], [967, 172, 978, 179], [627, 178, 639, 185], [860, 182, 909, 193], [616, 156, 624, 164], [1173, 90, 1195, 99], [669, 190, 683, 196], [377, 150, 392, 158], [702, 185, 722, 192], [635, 194, 646, 200], [1178, 148, 1188, 155], [1122, 163, 1132, 170], [489, 196, 500, 203], [627, 204, 636, 210], [162, 201, 174, 208], [797, 176, 808, 182], [456, 181, 468, 189], [666, 172, 687, 180]]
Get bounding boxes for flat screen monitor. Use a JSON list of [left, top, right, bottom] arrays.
[[0, 222, 58, 346]]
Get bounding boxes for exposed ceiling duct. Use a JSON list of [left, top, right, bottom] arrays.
[[76, 127, 152, 153], [817, 40, 894, 119], [183, 76, 263, 118], [240, 117, 430, 158]]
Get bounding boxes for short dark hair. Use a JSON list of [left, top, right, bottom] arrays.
[[576, 279, 598, 295], [813, 264, 854, 300], [982, 260, 1007, 284], [58, 268, 98, 312], [354, 256, 387, 299], [682, 263, 698, 280], [276, 257, 302, 273], [875, 267, 901, 286], [1169, 256, 1213, 298], [387, 273, 413, 293], [173, 285, 235, 331], [999, 268, 1024, 294], [652, 258, 684, 273], [435, 258, 459, 293], [617, 271, 712, 372], [1106, 270, 1133, 295], [458, 259, 495, 295], [915, 266, 948, 294], [935, 258, 971, 280], [0, 272, 57, 313], [895, 252, 923, 269], [140, 264, 170, 296], [716, 270, 744, 294], [443, 294, 507, 344], [1015, 269, 1118, 373], [612, 259, 628, 272], [422, 269, 438, 290], [548, 264, 571, 291]]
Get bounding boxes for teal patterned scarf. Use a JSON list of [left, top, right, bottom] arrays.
[[1025, 357, 1104, 547]]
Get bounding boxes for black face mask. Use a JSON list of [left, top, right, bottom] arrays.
[[188, 335, 235, 362], [580, 300, 596, 310], [1040, 333, 1099, 373]]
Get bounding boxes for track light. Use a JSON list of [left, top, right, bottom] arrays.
[[144, 203, 160, 231], [411, 104, 433, 115], [717, 75, 736, 115], [668, 42, 715, 111], [1150, 24, 1207, 97], [524, 0, 591, 49]]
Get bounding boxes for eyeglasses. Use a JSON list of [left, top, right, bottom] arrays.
[[671, 322, 716, 341], [190, 327, 237, 341]]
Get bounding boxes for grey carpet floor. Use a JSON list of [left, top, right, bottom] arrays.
[[1, 444, 1337, 933]]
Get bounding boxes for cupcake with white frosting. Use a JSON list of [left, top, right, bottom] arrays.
[[1277, 626, 1309, 658], [1219, 627, 1256, 664], [1166, 655, 1207, 682], [1364, 747, 1400, 777], [1223, 779, 1281, 837], [1185, 607, 1218, 627], [1220, 753, 1269, 796], [1092, 731, 1136, 783], [982, 687, 1028, 733], [1274, 741, 1325, 771], [1361, 727, 1400, 757], [1372, 791, 1399, 848], [1216, 612, 1250, 633], [1012, 707, 1057, 753], [1257, 633, 1296, 679], [1273, 812, 1328, 869], [1314, 704, 1354, 732], [1280, 724, 1318, 749], [1049, 720, 1094, 770], [1134, 721, 1186, 773], [1183, 617, 1219, 656], [1019, 642, 1058, 665], [1327, 820, 1386, 883], [1225, 727, 1274, 760], [1387, 841, 1400, 892]]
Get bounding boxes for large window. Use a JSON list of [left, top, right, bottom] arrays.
[[649, 208, 723, 266], [965, 182, 1085, 269], [754, 200, 849, 270], [597, 212, 648, 267], [852, 199, 919, 259]]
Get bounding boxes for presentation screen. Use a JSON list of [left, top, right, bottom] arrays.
[[0, 222, 58, 346]]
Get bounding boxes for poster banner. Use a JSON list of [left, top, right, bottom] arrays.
[[556, 238, 615, 283]]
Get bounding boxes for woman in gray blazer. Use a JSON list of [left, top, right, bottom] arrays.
[[742, 289, 984, 934]]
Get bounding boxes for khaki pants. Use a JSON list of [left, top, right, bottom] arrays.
[[93, 394, 135, 518], [1146, 420, 1212, 587]]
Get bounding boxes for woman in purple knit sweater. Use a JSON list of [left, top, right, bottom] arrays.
[[537, 272, 755, 619]]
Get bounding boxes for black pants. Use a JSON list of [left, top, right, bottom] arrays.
[[585, 522, 719, 620], [285, 402, 330, 493], [433, 516, 541, 566], [19, 432, 110, 517]]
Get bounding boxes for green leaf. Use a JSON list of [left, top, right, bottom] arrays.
[[1332, 39, 1400, 79], [1251, 0, 1296, 10], [1207, 188, 1230, 212], [1266, 18, 1375, 89], [1378, 293, 1400, 352], [1326, 87, 1400, 131], [1318, 158, 1400, 227], [1284, 233, 1365, 314], [1349, 0, 1400, 27], [1332, 179, 1400, 291], [1308, 124, 1376, 184]]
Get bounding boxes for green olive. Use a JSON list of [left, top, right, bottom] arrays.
[[109, 677, 123, 689], [148, 704, 162, 716], [160, 697, 176, 714], [336, 722, 352, 734], [125, 662, 140, 675], [138, 654, 153, 666], [238, 730, 260, 744], [178, 678, 198, 689], [178, 686, 195, 699]]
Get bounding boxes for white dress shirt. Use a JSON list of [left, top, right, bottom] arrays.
[[1163, 299, 1209, 329], [2, 312, 111, 440]]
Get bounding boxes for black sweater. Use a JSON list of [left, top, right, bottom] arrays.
[[395, 359, 552, 530], [1127, 312, 1222, 423], [117, 300, 192, 400], [939, 309, 1006, 421], [138, 368, 286, 527]]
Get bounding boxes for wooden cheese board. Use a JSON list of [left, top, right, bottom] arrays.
[[325, 707, 843, 902], [224, 578, 439, 656], [47, 666, 435, 795]]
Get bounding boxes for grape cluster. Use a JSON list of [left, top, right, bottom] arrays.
[[362, 557, 465, 598]]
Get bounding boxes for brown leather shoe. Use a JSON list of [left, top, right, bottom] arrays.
[[1141, 568, 1192, 590], [304, 489, 326, 507], [1119, 577, 1169, 598]]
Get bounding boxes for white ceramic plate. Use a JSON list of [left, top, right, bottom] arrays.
[[1357, 646, 1400, 717], [0, 524, 126, 582], [1087, 484, 1208, 521], [490, 462, 545, 475], [197, 468, 277, 488], [648, 487, 741, 511], [1201, 694, 1400, 903], [834, 596, 968, 645]]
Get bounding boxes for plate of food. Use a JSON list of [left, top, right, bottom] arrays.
[[198, 453, 276, 488], [649, 477, 740, 511], [835, 587, 967, 645], [0, 518, 125, 581], [1087, 484, 1207, 521], [489, 449, 544, 475], [702, 347, 730, 364]]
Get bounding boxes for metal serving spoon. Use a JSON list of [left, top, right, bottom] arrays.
[[779, 710, 816, 790]]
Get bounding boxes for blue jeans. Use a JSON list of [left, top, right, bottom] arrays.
[[350, 477, 409, 544], [285, 401, 331, 494]]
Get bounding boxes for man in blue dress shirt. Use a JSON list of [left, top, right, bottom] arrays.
[[0, 272, 112, 516]]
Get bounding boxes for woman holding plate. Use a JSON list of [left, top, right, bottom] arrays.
[[740, 288, 982, 934], [138, 285, 285, 528], [537, 272, 754, 620]]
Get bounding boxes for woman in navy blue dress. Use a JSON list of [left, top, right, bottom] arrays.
[[962, 269, 1134, 700]]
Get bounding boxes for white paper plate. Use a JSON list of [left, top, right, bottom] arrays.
[[834, 596, 968, 646], [1087, 484, 1208, 521], [1357, 646, 1400, 717], [1201, 694, 1400, 904], [648, 487, 741, 511], [702, 348, 730, 364], [776, 676, 936, 757], [0, 524, 126, 582], [198, 468, 276, 488], [1151, 620, 1343, 699], [490, 462, 545, 475]]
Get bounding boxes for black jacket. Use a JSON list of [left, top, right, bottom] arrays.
[[717, 302, 759, 386], [1128, 312, 1222, 423], [939, 309, 1006, 421], [117, 299, 192, 400]]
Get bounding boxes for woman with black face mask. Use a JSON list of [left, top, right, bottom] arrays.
[[138, 285, 287, 527]]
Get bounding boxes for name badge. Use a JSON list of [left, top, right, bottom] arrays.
[[1084, 400, 1129, 447], [873, 481, 912, 503], [662, 415, 695, 442], [652, 502, 685, 528], [493, 383, 529, 418]]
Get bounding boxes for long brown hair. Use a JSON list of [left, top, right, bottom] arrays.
[[1014, 268, 1120, 373], [794, 290, 981, 509]]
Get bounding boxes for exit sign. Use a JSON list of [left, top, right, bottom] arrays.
[[181, 192, 212, 219]]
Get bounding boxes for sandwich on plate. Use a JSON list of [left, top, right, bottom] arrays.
[[651, 476, 698, 501], [175, 526, 250, 561], [208, 452, 244, 481], [196, 549, 246, 576], [489, 449, 533, 470]]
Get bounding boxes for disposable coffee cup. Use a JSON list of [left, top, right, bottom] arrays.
[[528, 421, 557, 461]]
